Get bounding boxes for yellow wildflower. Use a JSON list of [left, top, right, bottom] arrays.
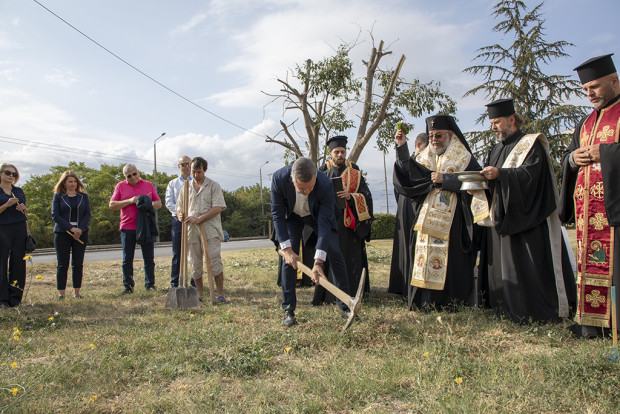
[[36, 275, 42, 281], [285, 347, 291, 354], [13, 335, 19, 341], [454, 377, 463, 385], [10, 388, 18, 396], [89, 395, 98, 402], [266, 370, 270, 374], [13, 327, 21, 335], [90, 343, 95, 350], [48, 316, 54, 321], [423, 352, 430, 358], [11, 362, 17, 369], [190, 313, 195, 317], [1, 362, 5, 366]]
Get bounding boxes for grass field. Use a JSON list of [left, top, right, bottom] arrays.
[[0, 239, 618, 413]]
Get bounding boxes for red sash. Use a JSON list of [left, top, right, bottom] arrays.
[[574, 100, 620, 327], [327, 161, 370, 229]]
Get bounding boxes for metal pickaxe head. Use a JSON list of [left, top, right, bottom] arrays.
[[342, 268, 366, 331]]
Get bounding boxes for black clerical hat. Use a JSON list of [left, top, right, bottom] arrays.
[[485, 98, 515, 118], [425, 115, 452, 131], [424, 114, 472, 153], [327, 135, 348, 151], [574, 54, 616, 84]]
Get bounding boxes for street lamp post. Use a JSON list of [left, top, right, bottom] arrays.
[[153, 132, 166, 242], [259, 161, 269, 237]]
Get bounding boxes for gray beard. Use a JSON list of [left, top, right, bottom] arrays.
[[497, 131, 507, 142], [429, 145, 448, 155]]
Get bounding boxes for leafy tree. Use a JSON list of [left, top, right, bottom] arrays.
[[264, 35, 456, 165], [462, 0, 588, 177], [221, 184, 270, 237]]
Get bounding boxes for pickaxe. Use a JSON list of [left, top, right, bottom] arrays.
[[278, 250, 365, 331]]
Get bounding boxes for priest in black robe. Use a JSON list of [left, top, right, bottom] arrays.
[[478, 98, 576, 324], [314, 136, 373, 305], [388, 133, 427, 300], [393, 115, 479, 310], [559, 54, 620, 337]]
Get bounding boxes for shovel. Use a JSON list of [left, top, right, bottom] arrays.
[[166, 180, 200, 309]]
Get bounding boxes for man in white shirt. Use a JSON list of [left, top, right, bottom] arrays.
[[165, 156, 192, 288]]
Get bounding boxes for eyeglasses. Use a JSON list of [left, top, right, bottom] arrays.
[[428, 133, 448, 141], [179, 162, 190, 167], [3, 170, 18, 178], [126, 171, 139, 179]]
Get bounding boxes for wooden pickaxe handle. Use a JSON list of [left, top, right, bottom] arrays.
[[278, 250, 352, 306]]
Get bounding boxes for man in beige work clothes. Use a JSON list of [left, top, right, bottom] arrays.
[[177, 156, 227, 303]]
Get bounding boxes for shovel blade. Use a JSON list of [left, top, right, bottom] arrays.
[[166, 287, 201, 309]]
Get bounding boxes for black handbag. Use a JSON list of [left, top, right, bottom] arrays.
[[25, 220, 36, 253]]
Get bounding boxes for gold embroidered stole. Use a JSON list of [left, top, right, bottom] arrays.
[[574, 101, 620, 327], [411, 138, 471, 290], [327, 160, 371, 227]]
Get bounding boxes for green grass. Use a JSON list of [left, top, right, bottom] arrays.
[[0, 239, 618, 413]]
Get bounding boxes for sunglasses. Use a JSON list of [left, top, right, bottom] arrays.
[[3, 170, 18, 178], [126, 171, 139, 179], [179, 162, 190, 167]]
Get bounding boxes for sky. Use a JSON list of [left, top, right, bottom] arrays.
[[1, 0, 619, 213]]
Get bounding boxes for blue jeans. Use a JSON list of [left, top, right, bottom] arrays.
[[170, 216, 181, 287], [280, 216, 350, 311], [121, 229, 155, 289]]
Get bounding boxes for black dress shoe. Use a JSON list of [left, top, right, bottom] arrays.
[[340, 309, 360, 321], [283, 310, 297, 327], [119, 288, 133, 296]]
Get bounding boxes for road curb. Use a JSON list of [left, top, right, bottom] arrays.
[[31, 236, 268, 256]]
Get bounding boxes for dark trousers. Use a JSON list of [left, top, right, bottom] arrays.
[[170, 216, 181, 287], [280, 216, 350, 311], [54, 231, 88, 290], [0, 221, 27, 307], [121, 229, 155, 290]]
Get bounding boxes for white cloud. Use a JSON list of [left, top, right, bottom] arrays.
[[43, 69, 81, 88], [202, 0, 479, 117], [169, 13, 208, 37]]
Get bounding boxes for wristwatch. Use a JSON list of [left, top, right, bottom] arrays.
[[314, 261, 324, 269]]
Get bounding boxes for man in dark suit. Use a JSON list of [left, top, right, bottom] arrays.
[[271, 157, 351, 327]]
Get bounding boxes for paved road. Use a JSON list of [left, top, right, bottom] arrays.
[[31, 239, 274, 264]]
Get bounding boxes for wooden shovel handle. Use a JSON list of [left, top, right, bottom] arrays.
[[277, 250, 351, 306]]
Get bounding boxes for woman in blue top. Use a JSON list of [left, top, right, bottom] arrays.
[[51, 171, 91, 300], [0, 163, 28, 308]]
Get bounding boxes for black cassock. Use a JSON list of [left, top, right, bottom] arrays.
[[312, 162, 373, 305], [393, 142, 479, 310], [387, 192, 415, 301], [479, 129, 576, 324], [559, 96, 620, 334]]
